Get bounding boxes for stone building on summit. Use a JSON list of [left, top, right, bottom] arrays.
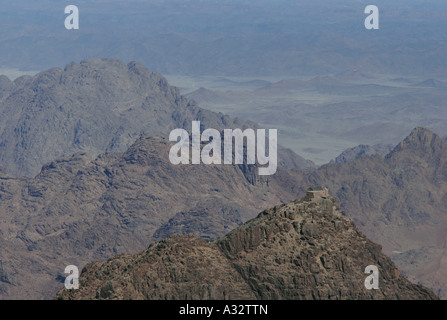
[[305, 186, 329, 200]]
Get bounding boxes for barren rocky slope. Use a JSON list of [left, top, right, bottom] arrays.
[[55, 191, 438, 300], [0, 135, 299, 299], [2, 126, 447, 299]]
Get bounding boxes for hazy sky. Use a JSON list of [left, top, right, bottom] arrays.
[[0, 0, 446, 76]]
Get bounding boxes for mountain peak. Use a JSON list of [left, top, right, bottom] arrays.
[[386, 127, 445, 163], [55, 190, 438, 300], [0, 58, 311, 177], [402, 126, 439, 149], [408, 126, 435, 139]]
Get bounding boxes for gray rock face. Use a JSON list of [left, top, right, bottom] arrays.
[[333, 144, 393, 164], [55, 193, 438, 300], [0, 58, 313, 177], [152, 197, 248, 242]]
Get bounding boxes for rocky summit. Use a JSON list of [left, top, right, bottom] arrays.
[[55, 190, 437, 300], [0, 58, 313, 177], [297, 127, 447, 298]]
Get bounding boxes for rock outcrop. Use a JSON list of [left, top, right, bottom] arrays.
[[55, 191, 438, 300]]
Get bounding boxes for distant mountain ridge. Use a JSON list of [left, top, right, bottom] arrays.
[[0, 58, 313, 177], [332, 144, 394, 164]]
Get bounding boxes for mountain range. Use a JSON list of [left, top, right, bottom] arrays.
[[0, 133, 303, 299], [2, 124, 447, 299], [1, 59, 447, 300], [0, 58, 312, 177]]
